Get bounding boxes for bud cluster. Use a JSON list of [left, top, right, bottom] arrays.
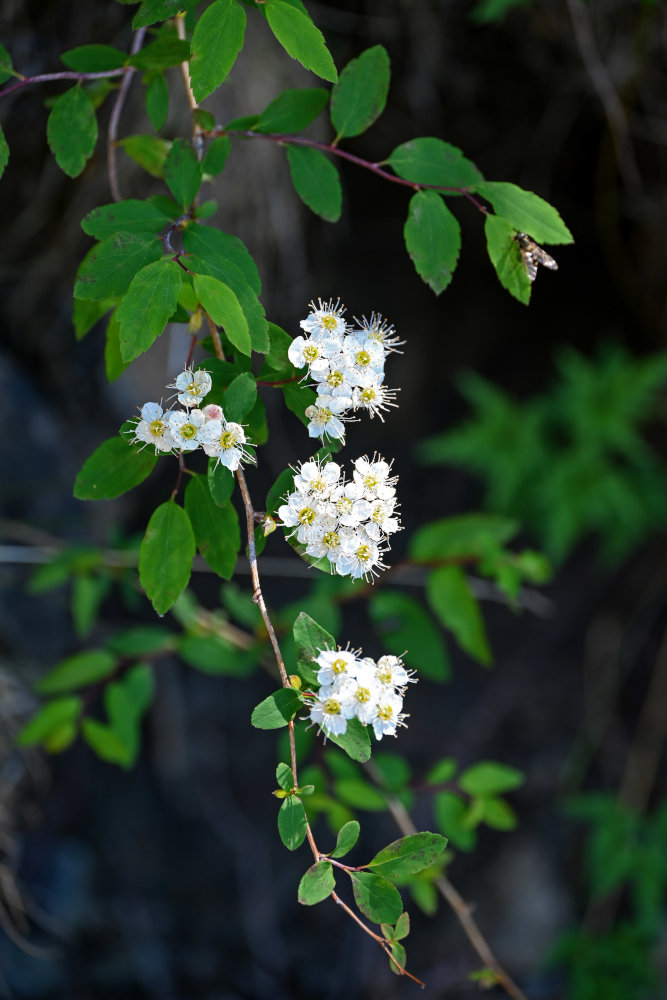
[[278, 455, 401, 580], [288, 299, 401, 442], [129, 367, 254, 472], [306, 646, 415, 740]]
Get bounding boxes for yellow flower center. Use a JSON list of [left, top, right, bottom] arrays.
[[322, 315, 338, 331], [324, 698, 341, 714], [332, 657, 347, 674], [356, 544, 372, 563], [149, 420, 165, 436], [360, 387, 376, 403], [337, 497, 352, 515], [378, 670, 392, 684], [364, 475, 378, 491], [181, 423, 197, 439], [355, 687, 371, 703], [298, 507, 316, 525], [328, 370, 344, 387], [303, 344, 320, 362], [378, 705, 394, 721], [220, 430, 237, 448], [355, 350, 371, 367], [311, 477, 327, 492], [323, 531, 340, 550]]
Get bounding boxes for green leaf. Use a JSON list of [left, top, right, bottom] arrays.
[[202, 136, 231, 176], [81, 718, 129, 765], [328, 716, 371, 763], [483, 214, 530, 304], [17, 696, 82, 747], [145, 71, 169, 130], [71, 573, 110, 637], [117, 259, 183, 362], [263, 322, 293, 371], [278, 795, 308, 850], [293, 611, 335, 680], [389, 940, 407, 975], [330, 45, 390, 139], [334, 778, 387, 811], [74, 435, 157, 500], [458, 761, 524, 796], [369, 590, 450, 682], [184, 223, 261, 294], [427, 565, 492, 666], [107, 626, 172, 657], [0, 43, 15, 85], [276, 761, 294, 790], [73, 297, 114, 339], [189, 0, 246, 102], [47, 85, 97, 178], [256, 87, 329, 134], [0, 123, 8, 180], [164, 137, 202, 209], [193, 274, 251, 356], [286, 145, 342, 222], [74, 231, 162, 301], [224, 372, 257, 421], [404, 190, 460, 295], [393, 911, 410, 940], [132, 0, 200, 28], [265, 1, 338, 83], [178, 634, 256, 677], [330, 819, 360, 859], [61, 44, 128, 71], [251, 688, 302, 729], [388, 137, 483, 189], [373, 753, 411, 793], [139, 501, 196, 614], [36, 650, 116, 694], [368, 833, 448, 880], [208, 460, 235, 507], [475, 181, 573, 244], [105, 311, 129, 382], [298, 860, 335, 905], [82, 199, 168, 240], [129, 35, 190, 71], [433, 791, 477, 851], [409, 513, 519, 561], [266, 467, 295, 517], [349, 871, 402, 924], [118, 134, 171, 178], [282, 380, 317, 426], [481, 796, 518, 831], [185, 476, 240, 579], [425, 757, 458, 785]]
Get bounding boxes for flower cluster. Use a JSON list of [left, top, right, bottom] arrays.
[[288, 299, 401, 442], [278, 454, 401, 580], [307, 646, 415, 740], [129, 367, 254, 472]]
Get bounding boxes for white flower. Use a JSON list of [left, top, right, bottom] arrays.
[[351, 380, 398, 421], [352, 312, 404, 353], [352, 455, 397, 501], [166, 408, 207, 452], [200, 419, 252, 471], [370, 690, 405, 740], [314, 649, 361, 687], [309, 690, 348, 737], [202, 403, 223, 421], [335, 529, 386, 580], [305, 395, 350, 441], [288, 336, 331, 373], [341, 676, 380, 724], [305, 521, 346, 562], [300, 298, 348, 341], [375, 655, 415, 691], [169, 367, 212, 407], [326, 483, 371, 528], [312, 355, 355, 397], [342, 336, 386, 381], [132, 402, 175, 453], [293, 459, 341, 498], [365, 497, 401, 540], [278, 492, 323, 544]]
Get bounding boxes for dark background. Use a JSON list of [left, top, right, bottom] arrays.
[[1, 1, 666, 997]]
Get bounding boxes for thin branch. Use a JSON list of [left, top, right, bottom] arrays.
[[176, 14, 205, 162], [107, 27, 147, 202], [0, 69, 125, 100]]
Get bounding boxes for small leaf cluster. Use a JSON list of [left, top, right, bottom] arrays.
[[419, 344, 667, 563]]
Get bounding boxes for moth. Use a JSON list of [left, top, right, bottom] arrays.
[[513, 232, 558, 282]]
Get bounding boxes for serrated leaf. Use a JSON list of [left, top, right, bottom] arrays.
[[256, 87, 329, 134], [278, 795, 308, 850], [118, 134, 171, 178], [82, 199, 168, 240], [129, 35, 190, 71], [61, 45, 128, 71], [369, 590, 450, 682], [328, 716, 371, 763], [276, 761, 294, 790], [286, 145, 342, 222], [17, 697, 82, 747], [74, 435, 157, 500], [410, 513, 519, 561], [426, 565, 493, 666], [0, 123, 8, 180], [224, 372, 257, 421], [47, 85, 97, 178], [193, 274, 251, 356], [388, 137, 483, 189], [132, 0, 200, 28], [184, 476, 240, 579], [36, 649, 116, 694], [330, 45, 389, 139], [139, 501, 196, 614], [475, 180, 573, 244], [184, 223, 261, 294], [368, 833, 448, 880], [74, 231, 162, 301], [117, 259, 183, 362], [202, 135, 231, 176], [298, 860, 335, 905], [404, 189, 460, 295], [484, 213, 531, 304], [330, 819, 360, 858], [189, 0, 246, 102], [251, 688, 302, 729], [164, 137, 202, 209], [208, 460, 235, 506], [349, 871, 402, 924], [282, 380, 317, 426], [293, 611, 335, 679], [458, 761, 524, 796], [145, 70, 169, 130], [265, 1, 337, 83]]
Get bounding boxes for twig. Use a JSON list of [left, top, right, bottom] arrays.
[[365, 760, 529, 1000], [0, 69, 125, 99], [176, 14, 204, 162], [107, 27, 147, 202]]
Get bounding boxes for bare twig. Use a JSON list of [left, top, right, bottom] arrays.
[[0, 69, 125, 99], [107, 26, 147, 202]]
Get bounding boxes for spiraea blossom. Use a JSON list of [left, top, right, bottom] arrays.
[[305, 644, 416, 740], [277, 454, 401, 581], [128, 367, 254, 472], [288, 299, 402, 442]]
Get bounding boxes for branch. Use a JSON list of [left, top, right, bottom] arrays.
[[0, 69, 125, 100], [107, 27, 147, 202]]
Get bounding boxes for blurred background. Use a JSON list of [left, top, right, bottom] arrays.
[[1, 0, 667, 997]]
